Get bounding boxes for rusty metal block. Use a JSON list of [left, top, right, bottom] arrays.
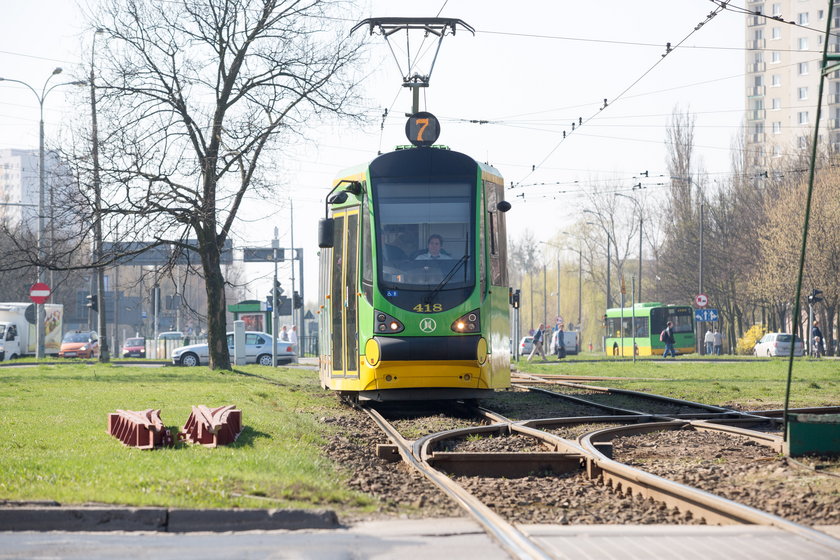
[[107, 409, 173, 449], [179, 405, 242, 447]]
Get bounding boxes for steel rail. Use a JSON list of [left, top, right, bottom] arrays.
[[517, 373, 734, 413], [689, 418, 784, 452], [517, 374, 777, 422], [361, 406, 556, 560], [578, 421, 840, 554]]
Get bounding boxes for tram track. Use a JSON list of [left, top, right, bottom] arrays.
[[342, 374, 840, 559]]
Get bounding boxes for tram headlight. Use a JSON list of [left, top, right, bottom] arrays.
[[375, 310, 404, 334], [451, 309, 480, 333]]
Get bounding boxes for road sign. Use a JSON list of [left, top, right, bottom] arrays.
[[694, 293, 708, 308], [243, 247, 284, 262], [29, 282, 50, 304], [694, 308, 719, 322]]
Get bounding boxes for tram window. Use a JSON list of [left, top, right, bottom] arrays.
[[361, 198, 373, 303], [651, 308, 693, 334], [670, 314, 693, 333], [484, 179, 507, 286], [373, 180, 474, 289], [634, 317, 648, 337]]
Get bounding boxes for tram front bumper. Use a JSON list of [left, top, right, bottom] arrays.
[[362, 334, 489, 390]]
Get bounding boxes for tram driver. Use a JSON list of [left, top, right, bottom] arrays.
[[414, 234, 452, 260]]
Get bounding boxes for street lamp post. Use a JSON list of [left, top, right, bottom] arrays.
[[0, 69, 84, 358], [671, 176, 705, 354], [615, 193, 643, 303], [91, 28, 109, 362], [583, 212, 611, 309], [566, 245, 583, 331]]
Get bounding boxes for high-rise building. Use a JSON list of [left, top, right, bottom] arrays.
[[745, 1, 837, 169], [0, 148, 68, 234]]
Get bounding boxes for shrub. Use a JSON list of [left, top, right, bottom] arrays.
[[737, 324, 767, 355]]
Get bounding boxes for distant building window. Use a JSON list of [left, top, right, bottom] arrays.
[[771, 51, 781, 63], [772, 3, 781, 16], [798, 136, 808, 148], [798, 87, 808, 100], [798, 13, 808, 25], [798, 111, 809, 124], [818, 10, 824, 20], [772, 98, 782, 110], [771, 74, 781, 86], [798, 37, 808, 50], [772, 122, 782, 134], [798, 62, 809, 75], [772, 27, 781, 39]]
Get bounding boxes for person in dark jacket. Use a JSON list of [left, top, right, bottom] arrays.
[[661, 321, 677, 358], [527, 323, 547, 362], [812, 320, 825, 357]]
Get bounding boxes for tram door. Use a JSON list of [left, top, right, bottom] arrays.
[[330, 209, 359, 378]]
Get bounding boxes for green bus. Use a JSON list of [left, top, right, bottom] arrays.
[[605, 303, 695, 356]]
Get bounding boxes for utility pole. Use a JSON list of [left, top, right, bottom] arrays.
[[272, 227, 280, 367]]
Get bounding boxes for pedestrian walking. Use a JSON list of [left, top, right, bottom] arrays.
[[713, 328, 723, 356], [280, 325, 290, 342], [289, 325, 298, 345], [527, 323, 548, 362], [812, 320, 825, 358], [555, 324, 566, 359], [704, 327, 714, 355], [660, 321, 677, 358]]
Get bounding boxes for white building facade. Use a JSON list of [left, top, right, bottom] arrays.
[[745, 1, 839, 168]]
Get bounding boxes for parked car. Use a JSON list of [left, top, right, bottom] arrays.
[[58, 330, 100, 359], [172, 331, 297, 366], [518, 336, 534, 356], [753, 332, 803, 357], [157, 331, 184, 341], [121, 337, 146, 358]]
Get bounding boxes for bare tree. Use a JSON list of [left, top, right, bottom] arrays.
[[87, 0, 363, 368]]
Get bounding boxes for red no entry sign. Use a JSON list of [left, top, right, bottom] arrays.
[[30, 282, 51, 304]]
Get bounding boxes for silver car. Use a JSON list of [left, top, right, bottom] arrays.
[[172, 331, 298, 366], [753, 333, 803, 357]]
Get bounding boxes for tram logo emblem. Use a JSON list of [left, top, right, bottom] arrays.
[[419, 318, 437, 333]]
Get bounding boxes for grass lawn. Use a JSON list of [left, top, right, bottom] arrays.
[[515, 354, 840, 409], [1, 358, 837, 510], [0, 363, 370, 511]]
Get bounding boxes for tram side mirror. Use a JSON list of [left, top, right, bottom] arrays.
[[328, 192, 348, 205], [318, 218, 335, 248], [496, 200, 511, 212]]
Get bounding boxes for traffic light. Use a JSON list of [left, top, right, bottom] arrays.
[[86, 294, 98, 312], [808, 289, 823, 304], [293, 291, 302, 309], [510, 289, 521, 309]]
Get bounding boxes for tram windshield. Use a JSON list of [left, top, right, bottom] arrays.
[[373, 180, 475, 294]]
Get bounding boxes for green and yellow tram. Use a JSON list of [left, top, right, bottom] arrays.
[[317, 115, 513, 401], [605, 303, 695, 356]]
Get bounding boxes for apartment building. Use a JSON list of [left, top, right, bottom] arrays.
[[745, 1, 838, 168], [0, 148, 70, 234]]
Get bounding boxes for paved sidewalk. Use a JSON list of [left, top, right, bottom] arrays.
[[2, 514, 839, 560]]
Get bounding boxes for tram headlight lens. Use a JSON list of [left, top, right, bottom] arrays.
[[451, 309, 480, 333], [375, 310, 404, 334]]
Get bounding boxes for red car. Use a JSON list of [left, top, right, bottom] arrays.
[[121, 337, 147, 358]]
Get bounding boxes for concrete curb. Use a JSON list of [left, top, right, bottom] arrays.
[[0, 506, 340, 532]]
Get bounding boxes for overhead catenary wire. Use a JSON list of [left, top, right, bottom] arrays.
[[510, 1, 732, 188]]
